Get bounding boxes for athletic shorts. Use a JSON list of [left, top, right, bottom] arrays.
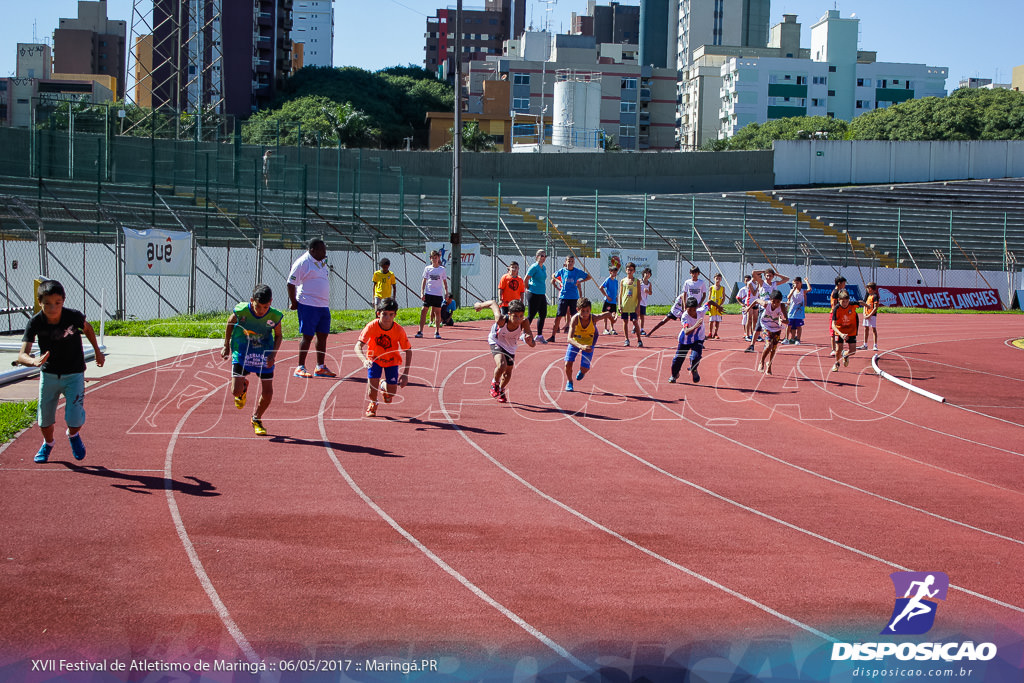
[[232, 362, 275, 379], [38, 371, 86, 429], [602, 301, 617, 313], [422, 293, 444, 308], [620, 311, 638, 321], [638, 305, 647, 316], [564, 343, 595, 369], [763, 330, 781, 345], [834, 334, 857, 345], [710, 315, 722, 322], [489, 343, 515, 367], [296, 302, 331, 336], [367, 362, 399, 385], [556, 299, 578, 317], [789, 318, 805, 329], [865, 317, 877, 328]]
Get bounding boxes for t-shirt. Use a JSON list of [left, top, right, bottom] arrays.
[[570, 315, 597, 348], [677, 304, 710, 345], [760, 301, 787, 333], [372, 270, 397, 299], [488, 316, 523, 354], [359, 319, 411, 368], [600, 276, 619, 303], [618, 277, 640, 313], [555, 267, 588, 300], [708, 284, 725, 314], [525, 262, 547, 295], [230, 301, 283, 368], [498, 274, 525, 305], [788, 289, 806, 320], [682, 278, 708, 306], [22, 308, 88, 375], [287, 251, 331, 307], [832, 303, 860, 337], [865, 293, 879, 318], [639, 280, 652, 307], [740, 284, 758, 308], [421, 265, 448, 297], [830, 287, 846, 311]]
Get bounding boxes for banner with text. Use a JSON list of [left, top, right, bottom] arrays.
[[425, 242, 481, 277], [877, 285, 1002, 311], [599, 249, 659, 282], [123, 228, 192, 277]]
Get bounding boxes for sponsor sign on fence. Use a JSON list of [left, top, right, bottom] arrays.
[[806, 284, 862, 307], [123, 228, 192, 277], [425, 242, 481, 276], [877, 286, 1002, 311], [599, 249, 659, 282]]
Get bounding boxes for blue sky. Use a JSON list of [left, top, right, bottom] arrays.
[[2, 0, 1021, 88]]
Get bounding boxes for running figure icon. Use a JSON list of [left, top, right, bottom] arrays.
[[882, 571, 949, 635]]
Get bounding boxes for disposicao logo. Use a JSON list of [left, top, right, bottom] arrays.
[[882, 571, 948, 635]]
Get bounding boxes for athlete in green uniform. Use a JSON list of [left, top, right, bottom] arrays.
[[222, 284, 284, 436]]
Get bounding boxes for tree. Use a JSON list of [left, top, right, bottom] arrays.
[[241, 95, 378, 147], [437, 120, 496, 152], [712, 116, 850, 150]]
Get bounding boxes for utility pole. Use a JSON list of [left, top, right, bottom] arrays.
[[450, 0, 463, 300]]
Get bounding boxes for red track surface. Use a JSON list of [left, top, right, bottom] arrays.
[[1, 313, 1022, 680]]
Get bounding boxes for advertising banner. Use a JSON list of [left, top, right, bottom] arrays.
[[876, 285, 1002, 311], [598, 249, 659, 281], [425, 242, 481, 277], [123, 228, 192, 277], [806, 284, 862, 308]]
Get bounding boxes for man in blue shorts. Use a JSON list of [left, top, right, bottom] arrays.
[[287, 238, 336, 378]]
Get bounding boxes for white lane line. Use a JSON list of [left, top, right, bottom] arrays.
[[165, 384, 260, 664], [314, 373, 592, 673], [609, 361, 1024, 614], [437, 353, 839, 644]]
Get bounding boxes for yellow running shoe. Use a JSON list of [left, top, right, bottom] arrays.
[[234, 379, 248, 409], [251, 417, 267, 436]]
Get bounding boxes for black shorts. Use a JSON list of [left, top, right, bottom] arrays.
[[835, 334, 857, 345], [557, 299, 578, 317], [620, 311, 638, 321], [423, 294, 444, 308], [489, 343, 515, 367], [602, 301, 617, 313]]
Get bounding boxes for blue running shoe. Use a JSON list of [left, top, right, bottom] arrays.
[[69, 433, 86, 461], [565, 380, 574, 392], [575, 370, 584, 381], [34, 443, 53, 463]]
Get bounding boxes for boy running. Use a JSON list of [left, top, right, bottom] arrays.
[[356, 297, 413, 417], [19, 280, 106, 462], [417, 250, 449, 339], [598, 265, 620, 335], [474, 298, 535, 403], [371, 258, 398, 310], [222, 284, 283, 436], [756, 290, 789, 375], [708, 273, 726, 339], [829, 276, 848, 357], [563, 298, 615, 392], [498, 261, 525, 315], [860, 282, 880, 351], [667, 297, 709, 384], [830, 290, 861, 373]]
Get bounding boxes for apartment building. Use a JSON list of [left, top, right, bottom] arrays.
[[292, 0, 334, 68], [53, 0, 127, 99]]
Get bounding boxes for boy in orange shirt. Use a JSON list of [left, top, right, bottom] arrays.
[[830, 290, 862, 373], [497, 261, 525, 315], [859, 282, 880, 351], [355, 297, 413, 417]]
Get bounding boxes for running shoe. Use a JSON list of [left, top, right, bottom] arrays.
[[537, 336, 548, 344], [496, 390, 508, 404], [234, 378, 249, 409], [843, 351, 850, 367], [434, 332, 441, 339], [794, 340, 801, 345], [744, 344, 755, 353], [546, 336, 556, 343], [68, 433, 86, 461], [623, 340, 630, 347], [744, 335, 752, 341], [293, 366, 313, 378], [831, 363, 840, 373], [611, 330, 618, 335], [489, 381, 500, 398], [314, 366, 337, 378], [691, 369, 700, 383], [667, 376, 677, 384], [382, 389, 393, 404], [828, 350, 836, 357], [858, 344, 868, 350], [34, 442, 53, 463], [251, 418, 268, 436], [873, 345, 879, 351], [565, 381, 574, 392], [575, 370, 584, 381], [365, 401, 378, 417], [780, 339, 790, 345], [414, 331, 423, 338], [637, 339, 644, 347]]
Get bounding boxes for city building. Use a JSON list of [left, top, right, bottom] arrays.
[[639, 0, 677, 69], [571, 1, 641, 46], [292, 0, 334, 68], [424, 0, 525, 80], [53, 0, 127, 99], [426, 79, 552, 151], [958, 77, 1010, 90], [3, 43, 114, 128], [1013, 66, 1024, 92], [695, 11, 946, 143], [453, 32, 677, 151]]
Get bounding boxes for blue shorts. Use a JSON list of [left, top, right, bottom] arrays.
[[297, 302, 331, 336], [232, 362, 274, 379], [564, 344, 595, 369], [38, 371, 86, 429], [789, 318, 805, 329], [367, 362, 399, 385]]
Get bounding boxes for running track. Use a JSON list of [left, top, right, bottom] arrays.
[[1, 313, 1022, 681]]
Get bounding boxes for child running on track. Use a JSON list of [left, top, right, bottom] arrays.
[[756, 290, 789, 375], [475, 298, 535, 403], [639, 267, 652, 335], [563, 298, 614, 391], [860, 282, 880, 351], [830, 290, 862, 373], [667, 297, 709, 384], [829, 275, 848, 357], [19, 279, 106, 462], [356, 297, 413, 417], [708, 273, 726, 339], [222, 284, 284, 436]]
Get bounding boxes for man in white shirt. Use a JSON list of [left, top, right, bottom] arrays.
[[287, 238, 336, 378]]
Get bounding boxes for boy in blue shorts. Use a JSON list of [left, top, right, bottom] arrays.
[[598, 265, 619, 335], [356, 297, 413, 417], [563, 298, 615, 392], [19, 280, 106, 463], [222, 284, 284, 436]]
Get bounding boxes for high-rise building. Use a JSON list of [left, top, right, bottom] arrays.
[[572, 1, 641, 45], [639, 0, 678, 69], [424, 0, 525, 80], [292, 0, 334, 68], [53, 0, 127, 99]]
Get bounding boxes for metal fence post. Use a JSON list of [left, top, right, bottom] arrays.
[[189, 233, 197, 314]]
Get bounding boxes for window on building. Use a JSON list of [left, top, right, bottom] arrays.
[[827, 90, 836, 96], [828, 65, 837, 72], [796, 76, 806, 85], [621, 77, 637, 89], [621, 100, 637, 113], [620, 125, 636, 137], [512, 97, 530, 110], [813, 76, 827, 85], [512, 72, 530, 85]]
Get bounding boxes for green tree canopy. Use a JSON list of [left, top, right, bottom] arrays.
[[241, 95, 377, 147], [704, 116, 849, 150], [436, 120, 496, 152]]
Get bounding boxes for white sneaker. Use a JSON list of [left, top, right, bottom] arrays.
[[829, 350, 836, 357], [873, 345, 879, 351], [858, 344, 868, 350]]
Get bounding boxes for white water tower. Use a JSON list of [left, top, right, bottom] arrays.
[[552, 70, 603, 151]]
